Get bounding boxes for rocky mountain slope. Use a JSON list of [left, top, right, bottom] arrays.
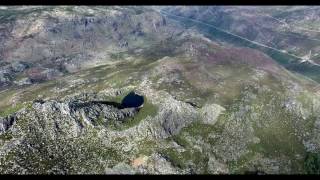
[[161, 6, 320, 82], [1, 6, 320, 174], [0, 6, 175, 88]]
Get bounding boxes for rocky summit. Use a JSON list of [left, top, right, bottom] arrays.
[[1, 6, 320, 174]]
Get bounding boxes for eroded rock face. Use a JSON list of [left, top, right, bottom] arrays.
[[1, 92, 140, 137], [0, 115, 16, 134], [207, 156, 229, 174], [0, 61, 29, 87], [35, 98, 137, 127], [105, 163, 136, 174], [154, 92, 198, 138], [200, 104, 225, 125], [0, 91, 148, 174]]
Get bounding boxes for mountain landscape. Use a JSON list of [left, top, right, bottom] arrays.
[[1, 6, 320, 174]]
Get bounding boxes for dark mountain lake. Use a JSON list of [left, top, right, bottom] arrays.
[[121, 91, 144, 108]]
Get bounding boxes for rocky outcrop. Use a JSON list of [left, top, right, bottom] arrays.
[[0, 61, 29, 87], [200, 104, 225, 125], [34, 98, 138, 127], [0, 92, 141, 138], [0, 115, 16, 134]]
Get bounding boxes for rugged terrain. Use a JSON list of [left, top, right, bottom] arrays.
[[161, 6, 320, 82], [1, 6, 320, 174]]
